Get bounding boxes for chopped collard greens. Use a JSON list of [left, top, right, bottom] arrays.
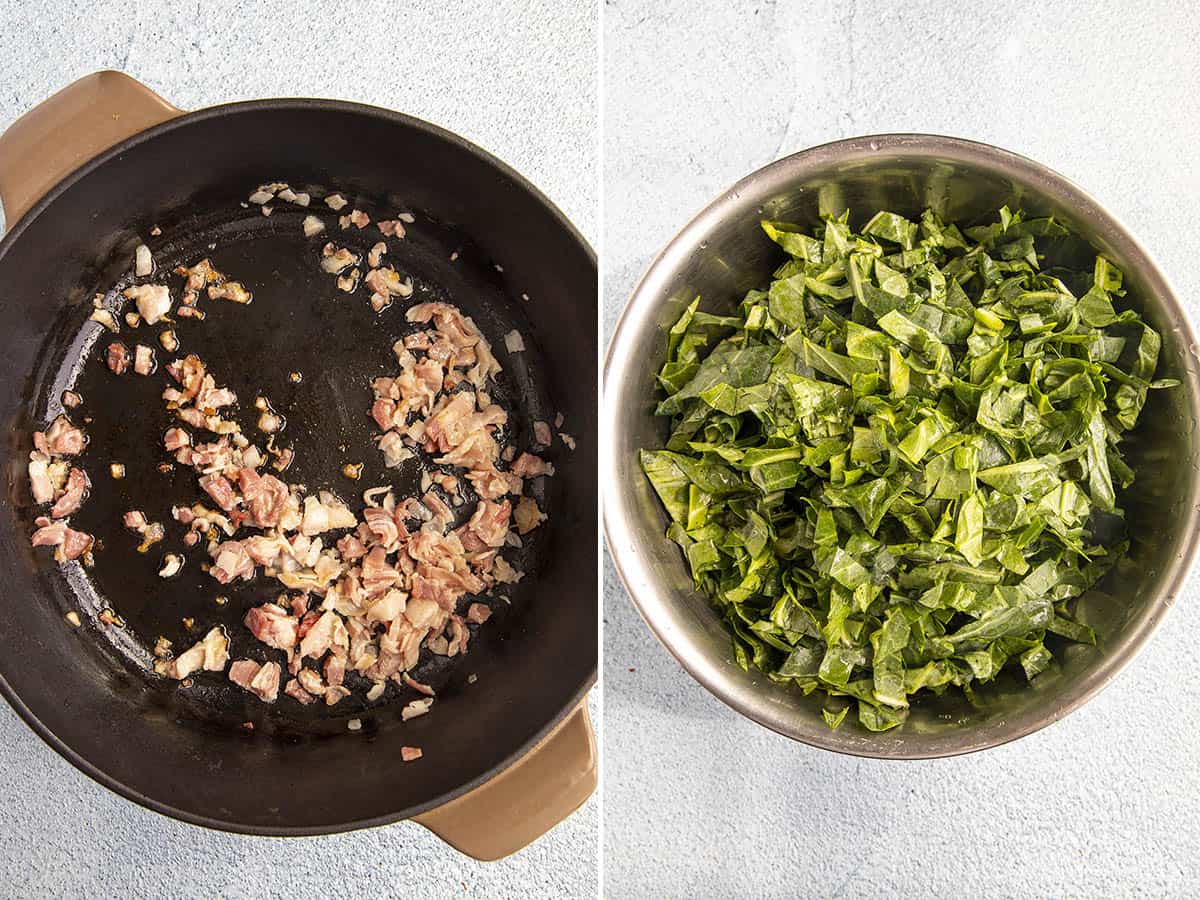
[[641, 207, 1177, 732]]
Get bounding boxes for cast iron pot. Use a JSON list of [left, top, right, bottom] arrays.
[[0, 71, 596, 857], [604, 134, 1200, 758]]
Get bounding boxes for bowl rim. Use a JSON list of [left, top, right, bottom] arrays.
[[603, 132, 1200, 758]]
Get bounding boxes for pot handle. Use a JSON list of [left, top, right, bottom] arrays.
[[0, 70, 182, 227], [414, 700, 596, 861]]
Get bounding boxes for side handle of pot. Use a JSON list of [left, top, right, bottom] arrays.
[[0, 71, 182, 228], [414, 701, 597, 861]]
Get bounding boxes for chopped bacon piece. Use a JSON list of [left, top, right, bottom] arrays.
[[377, 220, 406, 238], [163, 427, 190, 451], [123, 284, 171, 324], [133, 344, 155, 376], [299, 610, 347, 661], [361, 546, 403, 596], [514, 496, 546, 535], [284, 678, 315, 705], [199, 473, 237, 511], [49, 467, 89, 518], [533, 420, 553, 446], [27, 452, 55, 504], [36, 416, 86, 456], [402, 673, 435, 696], [244, 604, 299, 652], [108, 343, 131, 374], [363, 506, 401, 549], [238, 468, 289, 528], [31, 517, 93, 561], [323, 652, 346, 687], [511, 452, 554, 479], [401, 746, 423, 762], [229, 659, 281, 702], [123, 510, 147, 531], [466, 602, 492, 625], [336, 533, 369, 561], [467, 499, 511, 548], [161, 627, 228, 679], [211, 541, 254, 583]]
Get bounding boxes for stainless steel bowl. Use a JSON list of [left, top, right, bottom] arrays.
[[604, 134, 1200, 757]]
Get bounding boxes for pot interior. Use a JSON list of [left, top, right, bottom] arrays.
[[0, 101, 597, 829]]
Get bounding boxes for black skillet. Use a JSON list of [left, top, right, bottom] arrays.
[[0, 72, 596, 857]]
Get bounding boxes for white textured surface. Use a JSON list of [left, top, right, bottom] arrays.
[[0, 2, 597, 897], [604, 1, 1200, 897]]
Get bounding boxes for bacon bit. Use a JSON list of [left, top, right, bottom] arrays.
[[561, 433, 576, 450], [36, 416, 86, 456], [153, 636, 173, 658], [211, 540, 254, 583], [320, 243, 359, 274], [363, 266, 412, 303], [107, 342, 131, 375], [377, 220, 406, 238], [339, 209, 369, 229], [158, 554, 184, 578], [302, 215, 326, 237], [229, 659, 281, 702], [284, 678, 315, 704], [511, 452, 554, 478], [134, 244, 153, 276], [65, 611, 82, 627], [277, 189, 298, 203], [244, 604, 298, 652], [123, 510, 147, 531], [208, 281, 251, 304], [133, 344, 156, 376], [150, 226, 162, 236], [31, 518, 94, 561], [367, 242, 387, 268], [137, 521, 165, 553], [288, 371, 303, 384], [123, 284, 171, 324], [336, 267, 361, 292], [347, 717, 362, 731], [108, 462, 125, 480], [159, 330, 179, 352], [402, 698, 433, 721], [157, 626, 228, 679], [163, 427, 190, 451], [125, 311, 142, 327], [401, 746, 423, 762], [50, 467, 90, 517], [89, 305, 120, 332], [533, 420, 552, 446], [271, 446, 294, 472], [255, 396, 284, 434], [342, 462, 363, 480], [504, 329, 525, 353], [261, 205, 273, 217], [248, 189, 274, 205], [466, 602, 492, 624], [366, 681, 386, 702], [324, 193, 347, 211], [61, 390, 82, 409], [397, 212, 415, 224]]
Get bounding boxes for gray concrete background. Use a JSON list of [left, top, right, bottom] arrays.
[[603, 1, 1200, 897], [0, 2, 596, 898]]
